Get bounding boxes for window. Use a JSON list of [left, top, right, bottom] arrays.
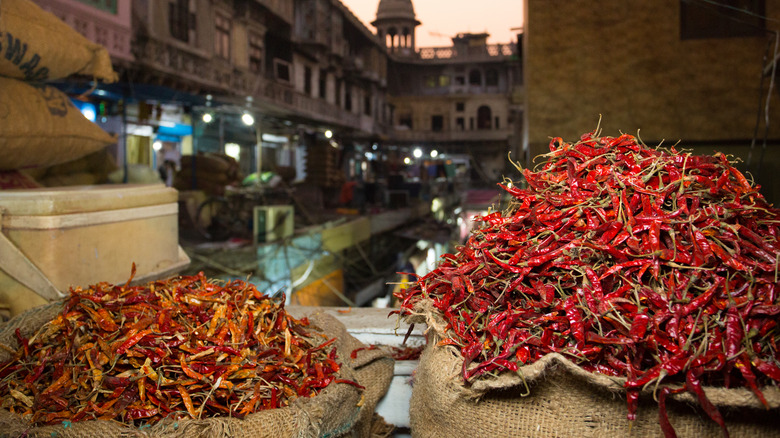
[[431, 115, 443, 132], [364, 95, 371, 116], [486, 69, 499, 87], [469, 69, 482, 86], [456, 117, 464, 131], [249, 33, 263, 73], [455, 76, 465, 85], [169, 0, 193, 43], [680, 0, 765, 39], [319, 69, 327, 99], [215, 13, 231, 59], [477, 106, 492, 130], [274, 59, 291, 82], [455, 102, 464, 112], [495, 116, 500, 129], [345, 84, 352, 111], [304, 66, 312, 95], [399, 114, 412, 129], [426, 75, 451, 88], [335, 80, 342, 106]]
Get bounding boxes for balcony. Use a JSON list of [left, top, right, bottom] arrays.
[[132, 38, 252, 95], [391, 127, 514, 143], [262, 80, 362, 129], [417, 43, 517, 63], [255, 0, 294, 24]]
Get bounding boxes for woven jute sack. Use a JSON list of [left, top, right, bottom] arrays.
[[0, 77, 117, 170], [0, 303, 395, 438], [408, 304, 780, 438], [0, 0, 117, 82]]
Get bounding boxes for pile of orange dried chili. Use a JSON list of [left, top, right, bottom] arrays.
[[394, 131, 780, 436], [0, 269, 357, 426]]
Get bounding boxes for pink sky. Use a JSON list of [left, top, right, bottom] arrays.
[[340, 0, 523, 48]]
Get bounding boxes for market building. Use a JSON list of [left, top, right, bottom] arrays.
[[34, 0, 393, 188], [376, 0, 522, 187]]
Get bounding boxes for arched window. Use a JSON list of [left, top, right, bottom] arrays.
[[477, 105, 492, 130], [402, 27, 410, 47], [469, 69, 482, 86]]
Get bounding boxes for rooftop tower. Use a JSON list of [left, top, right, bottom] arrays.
[[372, 0, 421, 56]]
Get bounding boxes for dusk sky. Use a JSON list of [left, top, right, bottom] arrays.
[[340, 0, 524, 48]]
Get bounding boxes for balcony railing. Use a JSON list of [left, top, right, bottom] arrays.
[[391, 127, 513, 143], [133, 38, 252, 95], [263, 81, 362, 129], [418, 43, 517, 62]]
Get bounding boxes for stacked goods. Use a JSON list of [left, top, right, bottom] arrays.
[[22, 148, 119, 187], [0, 269, 394, 437], [0, 0, 117, 172], [395, 130, 780, 436], [306, 142, 345, 189], [174, 154, 242, 196]]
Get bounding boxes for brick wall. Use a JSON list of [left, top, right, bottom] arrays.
[[524, 0, 780, 202]]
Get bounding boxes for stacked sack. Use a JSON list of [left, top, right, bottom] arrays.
[[0, 0, 118, 182], [174, 153, 243, 196]]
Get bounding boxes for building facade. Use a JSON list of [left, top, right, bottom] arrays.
[[375, 0, 523, 186], [32, 0, 392, 184], [30, 0, 523, 190]]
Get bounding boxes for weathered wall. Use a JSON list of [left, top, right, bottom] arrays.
[[524, 0, 780, 202]]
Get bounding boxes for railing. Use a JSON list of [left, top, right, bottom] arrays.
[[418, 43, 516, 61], [390, 127, 514, 143], [134, 39, 251, 95], [263, 81, 363, 129]]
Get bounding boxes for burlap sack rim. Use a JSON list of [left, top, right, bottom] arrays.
[[0, 303, 373, 438], [406, 298, 780, 410]]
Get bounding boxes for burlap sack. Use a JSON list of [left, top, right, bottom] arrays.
[[0, 0, 117, 82], [408, 303, 780, 438], [0, 77, 117, 170], [0, 302, 395, 438]]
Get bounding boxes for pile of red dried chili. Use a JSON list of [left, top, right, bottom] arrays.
[[0, 269, 357, 426], [394, 131, 780, 436]]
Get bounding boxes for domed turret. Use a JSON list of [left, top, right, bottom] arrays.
[[375, 0, 417, 22], [372, 0, 421, 56]]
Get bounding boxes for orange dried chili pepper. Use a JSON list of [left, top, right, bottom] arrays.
[[177, 384, 198, 419]]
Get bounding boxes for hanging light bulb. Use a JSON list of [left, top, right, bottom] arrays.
[[202, 113, 213, 123], [225, 143, 241, 159], [242, 112, 255, 125]]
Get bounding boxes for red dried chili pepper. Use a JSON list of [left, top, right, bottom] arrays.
[[395, 130, 780, 436]]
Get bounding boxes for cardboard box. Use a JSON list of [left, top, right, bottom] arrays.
[[0, 184, 189, 316]]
